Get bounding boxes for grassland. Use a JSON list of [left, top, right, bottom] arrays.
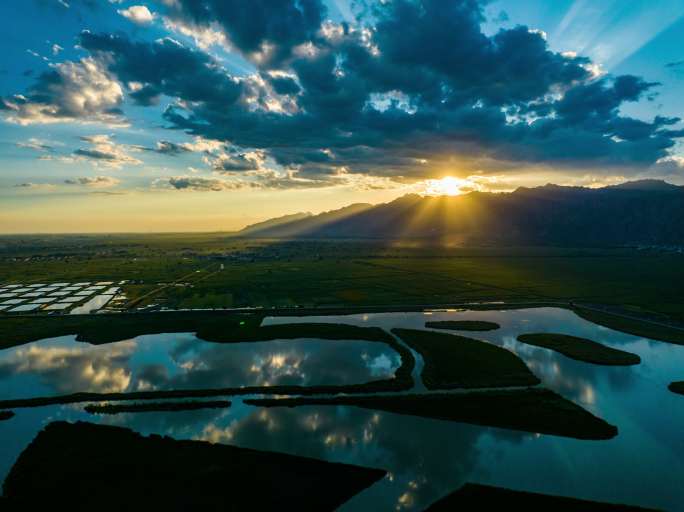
[[245, 388, 618, 440], [1, 237, 683, 322], [392, 328, 540, 389], [426, 483, 658, 511], [517, 333, 641, 365], [425, 320, 500, 331], [84, 400, 231, 415], [2, 421, 386, 509]]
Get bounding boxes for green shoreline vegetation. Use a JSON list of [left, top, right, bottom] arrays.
[[245, 388, 618, 440], [426, 483, 659, 511], [1, 421, 386, 509], [517, 333, 641, 366], [573, 307, 684, 345], [84, 400, 231, 415], [392, 328, 540, 389], [668, 382, 684, 395], [425, 320, 500, 331]]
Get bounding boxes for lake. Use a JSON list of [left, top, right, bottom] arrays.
[[1, 307, 683, 510]]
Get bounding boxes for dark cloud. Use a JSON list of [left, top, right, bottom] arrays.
[[165, 176, 242, 191], [147, 0, 681, 183], [4, 0, 683, 187], [210, 152, 260, 172], [64, 175, 120, 187], [268, 75, 301, 96], [164, 0, 327, 68], [79, 31, 242, 107]]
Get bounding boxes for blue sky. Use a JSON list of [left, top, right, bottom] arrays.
[[1, 0, 682, 233]]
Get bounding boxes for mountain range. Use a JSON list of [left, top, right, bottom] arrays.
[[238, 180, 684, 246]]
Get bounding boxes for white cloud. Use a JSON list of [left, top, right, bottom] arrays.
[[1, 58, 124, 126], [73, 134, 142, 168], [163, 18, 228, 50], [118, 5, 156, 25]]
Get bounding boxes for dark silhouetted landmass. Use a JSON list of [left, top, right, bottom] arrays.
[[392, 328, 539, 389], [239, 180, 684, 246], [239, 212, 313, 235], [573, 307, 684, 345], [426, 320, 500, 331], [84, 400, 231, 415], [0, 411, 14, 421], [517, 333, 641, 365], [239, 202, 373, 238], [246, 388, 618, 440], [426, 483, 659, 511], [668, 382, 684, 395], [2, 421, 386, 510]]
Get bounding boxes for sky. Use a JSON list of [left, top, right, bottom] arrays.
[[0, 0, 682, 233]]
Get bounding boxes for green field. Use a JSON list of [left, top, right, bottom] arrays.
[[1, 235, 684, 323]]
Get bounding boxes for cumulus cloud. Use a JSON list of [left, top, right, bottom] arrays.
[[0, 57, 124, 125], [206, 150, 263, 172], [64, 175, 121, 187], [162, 0, 326, 68], [118, 5, 155, 25], [72, 134, 141, 168], [5, 0, 684, 189], [136, 136, 224, 156], [78, 31, 242, 107]]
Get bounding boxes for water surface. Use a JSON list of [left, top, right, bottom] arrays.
[[0, 334, 401, 399], [1, 308, 684, 510]]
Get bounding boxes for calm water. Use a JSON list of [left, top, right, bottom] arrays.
[[1, 308, 684, 511], [0, 334, 401, 399]]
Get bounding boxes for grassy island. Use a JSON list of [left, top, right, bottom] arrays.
[[392, 328, 540, 389], [246, 388, 618, 440], [668, 382, 684, 395], [426, 483, 658, 511], [84, 400, 231, 415], [517, 333, 641, 365], [426, 320, 500, 331]]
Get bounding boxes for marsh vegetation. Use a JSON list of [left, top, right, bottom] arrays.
[[517, 333, 641, 365]]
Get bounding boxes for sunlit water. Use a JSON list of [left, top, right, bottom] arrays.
[[1, 308, 684, 510]]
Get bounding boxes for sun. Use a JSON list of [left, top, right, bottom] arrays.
[[423, 176, 469, 196]]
